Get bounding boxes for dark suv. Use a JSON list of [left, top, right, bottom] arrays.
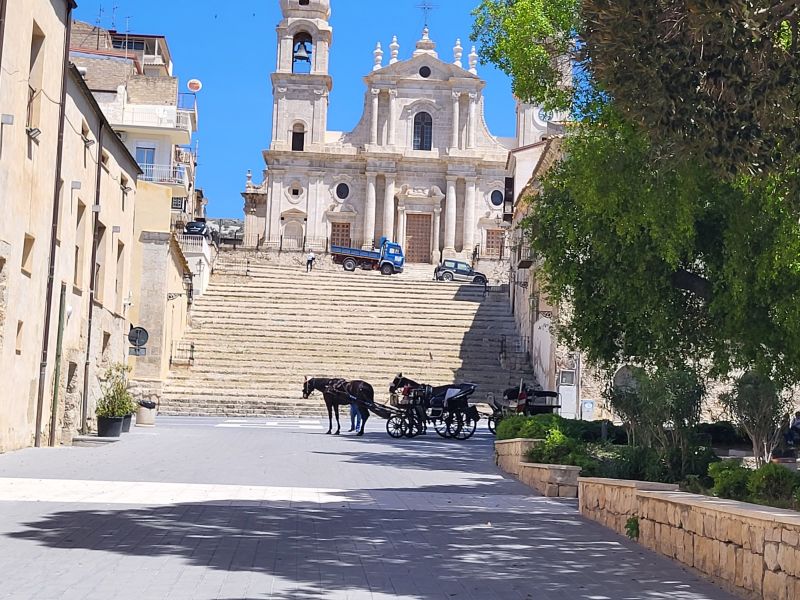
[[184, 221, 210, 237], [434, 260, 488, 285]]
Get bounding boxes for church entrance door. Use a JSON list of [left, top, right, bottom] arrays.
[[330, 222, 351, 248], [405, 214, 433, 264]]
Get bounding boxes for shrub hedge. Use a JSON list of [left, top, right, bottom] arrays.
[[708, 460, 800, 510]]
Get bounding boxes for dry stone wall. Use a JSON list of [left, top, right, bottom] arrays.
[[579, 477, 800, 600]]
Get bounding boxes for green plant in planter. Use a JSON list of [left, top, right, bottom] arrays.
[[96, 363, 135, 418]]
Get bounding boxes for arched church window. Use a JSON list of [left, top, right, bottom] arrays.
[[413, 112, 433, 151], [336, 183, 350, 200], [292, 32, 313, 74], [491, 190, 504, 207], [292, 123, 306, 152]]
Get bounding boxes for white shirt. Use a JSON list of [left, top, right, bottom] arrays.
[[307, 253, 316, 262]]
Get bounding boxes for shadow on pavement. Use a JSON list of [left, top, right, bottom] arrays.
[[7, 493, 732, 600]]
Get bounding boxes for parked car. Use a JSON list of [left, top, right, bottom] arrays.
[[184, 221, 210, 237], [434, 260, 487, 285]]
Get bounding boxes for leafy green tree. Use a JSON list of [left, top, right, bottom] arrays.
[[720, 371, 793, 466], [473, 0, 800, 176]]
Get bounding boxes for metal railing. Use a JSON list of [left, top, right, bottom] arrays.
[[170, 341, 195, 367], [140, 163, 189, 188], [178, 234, 214, 265], [176, 109, 194, 132], [178, 93, 197, 111]]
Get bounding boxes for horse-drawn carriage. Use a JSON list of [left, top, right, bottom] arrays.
[[384, 375, 481, 440], [485, 383, 561, 434]]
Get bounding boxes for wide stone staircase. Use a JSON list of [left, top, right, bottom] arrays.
[[159, 254, 536, 417]]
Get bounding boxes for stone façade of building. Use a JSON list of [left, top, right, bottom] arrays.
[[243, 0, 553, 264], [0, 0, 143, 451]]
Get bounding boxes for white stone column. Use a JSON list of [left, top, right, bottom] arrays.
[[463, 177, 477, 254], [432, 208, 442, 264], [444, 176, 458, 254], [397, 206, 407, 249], [451, 91, 461, 149], [269, 171, 284, 242], [363, 173, 377, 249], [383, 174, 396, 242], [468, 93, 478, 149], [388, 89, 397, 147], [370, 89, 380, 146], [309, 172, 324, 239]]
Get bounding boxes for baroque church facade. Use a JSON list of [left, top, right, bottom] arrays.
[[242, 0, 552, 264]]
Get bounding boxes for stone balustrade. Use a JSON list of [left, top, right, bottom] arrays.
[[579, 477, 800, 600]]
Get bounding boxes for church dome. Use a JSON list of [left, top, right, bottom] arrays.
[[280, 0, 330, 20]]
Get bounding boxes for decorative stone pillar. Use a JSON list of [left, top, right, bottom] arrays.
[[463, 177, 477, 254], [451, 91, 461, 150], [432, 207, 443, 264], [444, 176, 458, 255], [370, 89, 380, 146], [468, 93, 478, 149], [397, 206, 407, 249], [383, 174, 396, 242], [309, 171, 325, 239], [388, 89, 398, 147], [364, 173, 377, 249]]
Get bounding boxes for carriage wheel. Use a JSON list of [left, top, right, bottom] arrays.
[[386, 416, 406, 439], [445, 411, 464, 439], [454, 412, 478, 440], [433, 418, 450, 438]]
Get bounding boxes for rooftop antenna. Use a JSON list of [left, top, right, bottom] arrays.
[[124, 16, 132, 61], [95, 4, 104, 50], [111, 5, 118, 30], [416, 1, 437, 28]]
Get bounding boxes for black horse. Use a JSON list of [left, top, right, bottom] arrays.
[[302, 378, 372, 436]]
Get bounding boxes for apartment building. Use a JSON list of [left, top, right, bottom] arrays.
[[0, 0, 140, 451], [69, 21, 209, 407]]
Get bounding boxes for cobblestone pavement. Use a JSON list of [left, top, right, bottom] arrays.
[[0, 418, 737, 600]]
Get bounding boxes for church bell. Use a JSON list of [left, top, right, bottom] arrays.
[[293, 42, 311, 63]]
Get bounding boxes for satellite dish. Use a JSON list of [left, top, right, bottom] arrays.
[[187, 79, 203, 93]]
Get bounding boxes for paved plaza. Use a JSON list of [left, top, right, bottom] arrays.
[[0, 418, 737, 600]]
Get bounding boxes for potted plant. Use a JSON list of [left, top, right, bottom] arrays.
[[96, 364, 135, 438]]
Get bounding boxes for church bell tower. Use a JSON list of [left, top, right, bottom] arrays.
[[271, 0, 333, 150]]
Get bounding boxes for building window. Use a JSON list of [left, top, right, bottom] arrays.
[[95, 223, 106, 303], [16, 321, 24, 355], [74, 201, 86, 288], [336, 183, 350, 200], [115, 241, 125, 314], [292, 32, 313, 74], [120, 176, 129, 212], [413, 112, 433, 151], [292, 123, 306, 151], [136, 147, 155, 179], [299, 0, 310, 5], [27, 22, 46, 130], [171, 197, 184, 211], [491, 190, 504, 207], [21, 234, 35, 274]]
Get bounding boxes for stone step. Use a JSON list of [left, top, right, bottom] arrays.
[[161, 258, 530, 417]]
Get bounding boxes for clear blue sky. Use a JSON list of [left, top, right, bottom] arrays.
[[74, 0, 516, 218]]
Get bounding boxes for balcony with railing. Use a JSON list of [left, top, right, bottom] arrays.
[[140, 163, 190, 194]]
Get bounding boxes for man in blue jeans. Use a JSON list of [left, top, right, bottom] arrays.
[[349, 403, 362, 432]]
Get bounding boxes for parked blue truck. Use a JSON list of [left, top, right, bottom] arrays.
[[331, 237, 405, 276]]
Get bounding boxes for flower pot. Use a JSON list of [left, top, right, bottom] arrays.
[[121, 414, 133, 433], [97, 416, 124, 438], [136, 405, 156, 427]]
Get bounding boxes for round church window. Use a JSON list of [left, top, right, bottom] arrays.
[[419, 66, 432, 78], [491, 190, 504, 207], [336, 183, 350, 200]]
